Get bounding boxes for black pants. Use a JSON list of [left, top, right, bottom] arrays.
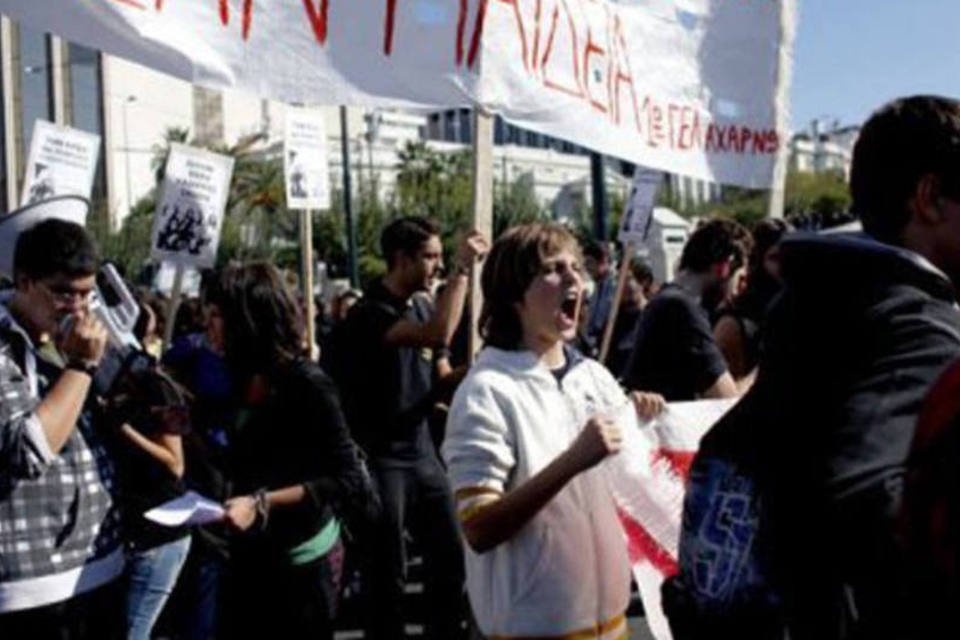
[[224, 539, 345, 640], [0, 578, 124, 640], [367, 453, 466, 640]]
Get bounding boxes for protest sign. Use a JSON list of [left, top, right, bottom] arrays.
[[4, 0, 796, 188], [606, 398, 737, 640], [618, 168, 663, 245], [284, 107, 331, 211], [150, 144, 234, 269], [20, 120, 101, 206]]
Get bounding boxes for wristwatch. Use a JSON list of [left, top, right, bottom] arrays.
[[65, 359, 98, 377]]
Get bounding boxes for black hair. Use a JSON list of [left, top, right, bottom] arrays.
[[13, 219, 98, 281], [851, 95, 960, 244], [678, 218, 752, 274], [582, 240, 610, 263], [380, 217, 440, 269], [630, 258, 654, 285], [748, 218, 792, 276]]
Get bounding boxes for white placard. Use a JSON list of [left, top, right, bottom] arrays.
[[150, 144, 234, 269], [284, 107, 331, 210], [618, 168, 663, 244], [2, 0, 797, 189], [20, 120, 101, 206]]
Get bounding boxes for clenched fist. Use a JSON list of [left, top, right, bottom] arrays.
[[566, 415, 622, 473], [59, 312, 108, 368]]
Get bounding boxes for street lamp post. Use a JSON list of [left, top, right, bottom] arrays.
[[122, 95, 136, 213]]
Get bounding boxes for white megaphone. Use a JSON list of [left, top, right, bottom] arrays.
[[0, 195, 89, 281]]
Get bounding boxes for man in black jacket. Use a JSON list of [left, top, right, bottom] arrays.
[[670, 96, 960, 640]]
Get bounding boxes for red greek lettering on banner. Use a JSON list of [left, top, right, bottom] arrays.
[[610, 13, 642, 135], [580, 1, 610, 114], [384, 0, 398, 55], [110, 0, 147, 9], [149, 0, 254, 40], [302, 0, 330, 45], [540, 0, 584, 99]]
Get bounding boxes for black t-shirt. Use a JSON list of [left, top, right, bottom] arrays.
[[105, 387, 190, 551], [624, 283, 728, 401], [344, 281, 436, 461]]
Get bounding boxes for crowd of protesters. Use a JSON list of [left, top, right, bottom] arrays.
[[2, 93, 960, 640]]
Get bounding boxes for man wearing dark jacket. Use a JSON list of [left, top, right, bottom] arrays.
[[670, 96, 960, 640]]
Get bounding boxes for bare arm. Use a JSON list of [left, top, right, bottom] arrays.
[[35, 371, 96, 454], [383, 231, 488, 349], [119, 426, 185, 478], [461, 417, 620, 554], [714, 315, 749, 381], [383, 271, 471, 348], [702, 370, 740, 399], [223, 484, 310, 531], [36, 312, 108, 454]]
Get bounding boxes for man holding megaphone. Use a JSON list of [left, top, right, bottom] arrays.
[[0, 197, 125, 639]]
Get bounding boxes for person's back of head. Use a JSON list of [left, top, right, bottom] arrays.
[[583, 240, 612, 281], [852, 96, 960, 245], [630, 258, 655, 289], [13, 219, 98, 285], [380, 216, 440, 271], [678, 218, 752, 278]]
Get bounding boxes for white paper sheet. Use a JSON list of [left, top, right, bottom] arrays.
[[144, 491, 225, 527]]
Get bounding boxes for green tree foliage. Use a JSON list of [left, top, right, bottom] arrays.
[[784, 169, 850, 218], [664, 170, 852, 227], [493, 173, 546, 239]]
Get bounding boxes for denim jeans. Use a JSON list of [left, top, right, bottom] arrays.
[[126, 535, 192, 640]]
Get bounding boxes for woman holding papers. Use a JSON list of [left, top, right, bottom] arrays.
[[215, 263, 372, 640], [442, 223, 665, 640], [104, 352, 192, 640]]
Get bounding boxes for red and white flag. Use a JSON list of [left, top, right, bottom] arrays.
[[606, 399, 737, 640]]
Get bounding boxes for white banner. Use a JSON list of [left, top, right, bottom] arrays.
[[2, 0, 796, 188], [606, 398, 737, 640], [284, 107, 331, 210], [150, 144, 234, 269], [20, 120, 101, 207]]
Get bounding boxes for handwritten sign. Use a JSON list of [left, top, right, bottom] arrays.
[[284, 107, 331, 211], [618, 168, 663, 244], [4, 0, 797, 188], [150, 144, 234, 269], [20, 120, 101, 206]]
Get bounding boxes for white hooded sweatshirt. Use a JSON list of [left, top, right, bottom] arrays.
[[443, 346, 631, 639]]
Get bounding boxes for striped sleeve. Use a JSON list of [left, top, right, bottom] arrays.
[[442, 375, 515, 520]]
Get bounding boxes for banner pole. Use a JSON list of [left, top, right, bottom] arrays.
[[468, 109, 494, 361], [162, 263, 185, 353], [301, 208, 317, 360], [598, 243, 635, 364], [767, 0, 798, 219]]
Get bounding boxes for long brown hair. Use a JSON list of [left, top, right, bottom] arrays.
[[480, 223, 581, 350], [218, 262, 306, 377]]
